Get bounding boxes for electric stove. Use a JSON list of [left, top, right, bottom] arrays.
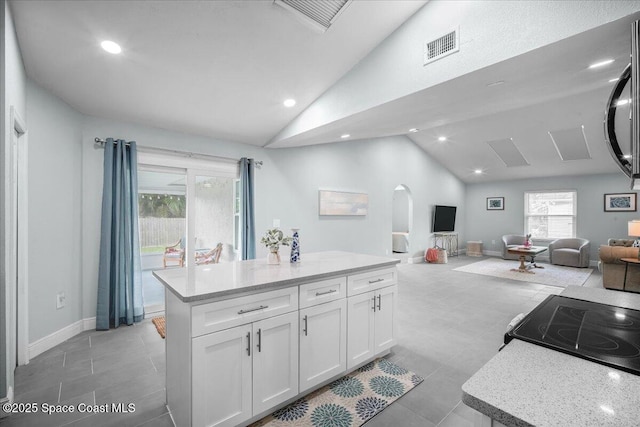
[[505, 295, 640, 376]]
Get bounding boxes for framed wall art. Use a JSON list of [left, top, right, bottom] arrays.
[[604, 193, 637, 212], [487, 197, 504, 210], [319, 190, 368, 216]]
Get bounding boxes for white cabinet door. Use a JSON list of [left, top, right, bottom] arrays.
[[374, 285, 397, 354], [192, 325, 252, 427], [253, 311, 299, 415], [347, 291, 375, 369], [299, 299, 347, 392]]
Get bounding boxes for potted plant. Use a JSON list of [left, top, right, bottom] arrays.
[[260, 228, 292, 264]]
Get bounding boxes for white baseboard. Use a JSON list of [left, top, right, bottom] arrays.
[[0, 387, 14, 414], [28, 317, 97, 360], [407, 256, 425, 264]]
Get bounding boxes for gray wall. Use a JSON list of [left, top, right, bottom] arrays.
[[465, 173, 638, 262], [26, 81, 83, 343], [2, 0, 27, 400]]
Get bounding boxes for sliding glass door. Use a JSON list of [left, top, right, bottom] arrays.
[[137, 151, 240, 313]]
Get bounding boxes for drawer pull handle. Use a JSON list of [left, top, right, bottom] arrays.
[[257, 328, 262, 352], [368, 278, 384, 284], [377, 294, 382, 311], [246, 332, 251, 356], [303, 315, 308, 336], [372, 296, 376, 312], [238, 305, 269, 315], [315, 289, 337, 296]]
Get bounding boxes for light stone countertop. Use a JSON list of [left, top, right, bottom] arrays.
[[462, 286, 640, 427], [153, 250, 400, 302]]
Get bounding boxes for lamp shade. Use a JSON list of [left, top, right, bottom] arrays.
[[629, 220, 640, 237]]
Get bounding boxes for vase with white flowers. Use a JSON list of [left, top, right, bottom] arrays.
[[260, 228, 293, 265]]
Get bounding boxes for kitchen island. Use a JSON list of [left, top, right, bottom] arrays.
[[462, 286, 640, 427], [153, 251, 399, 427]]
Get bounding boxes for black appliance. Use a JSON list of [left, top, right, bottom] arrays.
[[505, 295, 640, 376]]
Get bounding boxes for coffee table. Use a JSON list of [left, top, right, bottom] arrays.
[[507, 246, 548, 274]]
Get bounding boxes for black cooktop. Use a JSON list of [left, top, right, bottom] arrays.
[[505, 295, 640, 376]]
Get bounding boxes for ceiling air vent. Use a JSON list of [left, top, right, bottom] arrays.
[[548, 126, 591, 161], [424, 28, 459, 65], [487, 138, 530, 167], [274, 0, 351, 32]]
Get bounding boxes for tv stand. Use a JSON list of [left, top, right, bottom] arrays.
[[434, 232, 458, 257]]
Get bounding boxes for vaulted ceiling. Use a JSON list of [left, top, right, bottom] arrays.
[[9, 1, 640, 183]]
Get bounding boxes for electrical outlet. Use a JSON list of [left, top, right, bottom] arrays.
[[56, 292, 65, 309], [273, 219, 280, 228]]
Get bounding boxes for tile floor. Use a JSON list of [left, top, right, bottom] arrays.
[[0, 255, 602, 426]]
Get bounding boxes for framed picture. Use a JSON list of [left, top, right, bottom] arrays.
[[487, 197, 504, 210], [604, 193, 637, 212], [319, 190, 368, 216]]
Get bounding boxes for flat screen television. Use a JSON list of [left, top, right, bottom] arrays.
[[433, 205, 456, 232]]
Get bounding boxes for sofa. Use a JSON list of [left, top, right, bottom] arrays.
[[598, 239, 640, 292]]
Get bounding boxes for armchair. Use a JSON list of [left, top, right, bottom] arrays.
[[548, 238, 590, 268], [195, 243, 223, 265], [163, 239, 185, 268], [502, 234, 526, 260]]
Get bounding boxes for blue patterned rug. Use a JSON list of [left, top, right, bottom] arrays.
[[251, 358, 423, 427]]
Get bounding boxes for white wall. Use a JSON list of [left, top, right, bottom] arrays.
[[26, 81, 83, 342], [263, 135, 465, 260], [273, 0, 640, 143], [2, 0, 27, 400], [465, 173, 637, 262]]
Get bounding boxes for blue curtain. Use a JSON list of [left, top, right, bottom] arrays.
[[240, 158, 256, 260], [96, 139, 144, 330]]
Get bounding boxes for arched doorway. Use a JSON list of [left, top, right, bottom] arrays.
[[392, 185, 413, 257]]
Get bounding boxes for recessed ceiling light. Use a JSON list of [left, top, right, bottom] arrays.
[[341, 134, 350, 139], [438, 136, 447, 142], [409, 128, 418, 133], [588, 59, 614, 69], [617, 99, 630, 106], [101, 40, 122, 54], [474, 169, 483, 174], [283, 99, 296, 108], [609, 78, 620, 83]]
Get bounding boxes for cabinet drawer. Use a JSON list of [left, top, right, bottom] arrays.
[[192, 287, 298, 337], [299, 276, 346, 308], [347, 267, 397, 296]]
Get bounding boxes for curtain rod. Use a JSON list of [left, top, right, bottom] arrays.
[[94, 137, 263, 167]]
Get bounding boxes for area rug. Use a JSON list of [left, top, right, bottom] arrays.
[[151, 316, 165, 338], [251, 358, 423, 427], [453, 258, 593, 287]]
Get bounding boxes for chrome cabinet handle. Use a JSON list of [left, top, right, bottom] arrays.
[[303, 315, 308, 336], [368, 278, 384, 284], [257, 328, 262, 352], [372, 296, 376, 312], [377, 294, 381, 311], [246, 332, 251, 356], [238, 305, 268, 315], [315, 289, 337, 296]]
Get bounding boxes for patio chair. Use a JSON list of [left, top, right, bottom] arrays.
[[195, 243, 223, 265], [163, 238, 185, 268]]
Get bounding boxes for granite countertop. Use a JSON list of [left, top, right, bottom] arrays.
[[153, 250, 400, 302], [462, 286, 640, 427]]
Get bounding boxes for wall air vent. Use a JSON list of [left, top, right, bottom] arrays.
[[424, 28, 459, 65], [274, 0, 351, 32]]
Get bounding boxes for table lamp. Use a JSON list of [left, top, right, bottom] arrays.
[[628, 220, 640, 258]]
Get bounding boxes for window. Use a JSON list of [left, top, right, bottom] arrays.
[[524, 191, 576, 239]]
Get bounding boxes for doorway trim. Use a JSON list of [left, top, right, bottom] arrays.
[[11, 106, 28, 367]]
